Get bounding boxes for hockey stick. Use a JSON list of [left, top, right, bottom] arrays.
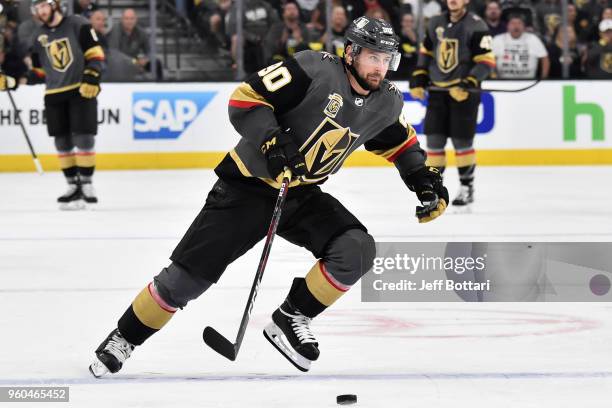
[[429, 79, 540, 94], [4, 85, 44, 174], [203, 168, 293, 361]]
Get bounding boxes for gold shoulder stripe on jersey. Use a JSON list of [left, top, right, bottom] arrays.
[[84, 45, 105, 61], [229, 82, 274, 110]]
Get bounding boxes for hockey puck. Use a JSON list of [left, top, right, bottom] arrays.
[[336, 394, 357, 405]]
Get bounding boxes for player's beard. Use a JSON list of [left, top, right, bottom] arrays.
[[353, 59, 383, 91], [353, 60, 383, 90]]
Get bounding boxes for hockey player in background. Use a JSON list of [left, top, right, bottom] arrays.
[[409, 0, 495, 210], [0, 0, 105, 209], [89, 17, 448, 376]]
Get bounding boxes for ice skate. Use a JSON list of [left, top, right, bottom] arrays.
[[89, 329, 134, 378], [81, 181, 98, 205], [57, 182, 84, 211], [263, 300, 319, 372], [452, 184, 474, 213]]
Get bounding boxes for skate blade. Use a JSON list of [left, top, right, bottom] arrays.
[[263, 323, 311, 372], [59, 200, 86, 211], [89, 358, 109, 378]]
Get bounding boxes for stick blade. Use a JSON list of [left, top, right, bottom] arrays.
[[203, 326, 237, 361]]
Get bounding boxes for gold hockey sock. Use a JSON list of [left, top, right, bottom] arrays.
[[288, 261, 351, 318], [118, 282, 177, 345]]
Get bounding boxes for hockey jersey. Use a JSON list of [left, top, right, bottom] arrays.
[[417, 11, 495, 87], [30, 15, 105, 97], [219, 50, 426, 188]]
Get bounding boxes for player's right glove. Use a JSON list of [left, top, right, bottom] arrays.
[[260, 130, 307, 181], [79, 69, 101, 99], [409, 69, 429, 101], [0, 73, 17, 91], [403, 166, 449, 223]]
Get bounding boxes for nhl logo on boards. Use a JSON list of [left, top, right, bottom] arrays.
[[324, 93, 344, 118], [355, 98, 364, 107]]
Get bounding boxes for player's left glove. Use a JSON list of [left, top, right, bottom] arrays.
[[0, 73, 17, 91], [449, 76, 478, 103], [79, 69, 101, 99], [403, 166, 449, 223]]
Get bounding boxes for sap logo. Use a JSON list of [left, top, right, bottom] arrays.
[[132, 92, 216, 139], [402, 92, 495, 134]]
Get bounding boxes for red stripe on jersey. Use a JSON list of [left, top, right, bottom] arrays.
[[455, 149, 475, 156], [387, 137, 418, 162], [228, 100, 266, 109]]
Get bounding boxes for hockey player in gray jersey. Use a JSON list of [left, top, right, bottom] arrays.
[[0, 0, 105, 209], [89, 17, 448, 376], [409, 0, 495, 210]]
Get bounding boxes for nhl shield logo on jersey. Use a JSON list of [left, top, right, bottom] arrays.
[[324, 93, 343, 118], [44, 37, 74, 72], [300, 117, 359, 181]]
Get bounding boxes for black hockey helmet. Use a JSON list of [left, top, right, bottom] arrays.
[[344, 16, 401, 71]]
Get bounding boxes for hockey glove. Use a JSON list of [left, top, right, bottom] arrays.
[[79, 69, 101, 99], [449, 76, 478, 103], [409, 69, 429, 101], [0, 73, 17, 91], [403, 166, 449, 223], [261, 130, 307, 180]]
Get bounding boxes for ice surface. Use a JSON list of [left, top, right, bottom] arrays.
[[1, 167, 611, 407]]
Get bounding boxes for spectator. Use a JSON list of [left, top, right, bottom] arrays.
[[567, 3, 594, 44], [295, 0, 321, 24], [319, 5, 349, 56], [265, 1, 314, 62], [585, 18, 612, 78], [547, 25, 585, 78], [535, 0, 561, 42], [492, 14, 549, 78], [74, 0, 99, 19], [194, 0, 232, 49], [391, 12, 418, 79], [0, 1, 27, 82], [89, 10, 108, 47], [226, 0, 279, 74], [90, 10, 140, 81], [485, 0, 507, 36], [107, 9, 163, 79], [15, 11, 42, 55], [365, 6, 390, 21]]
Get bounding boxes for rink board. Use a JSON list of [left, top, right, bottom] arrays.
[[0, 80, 610, 171]]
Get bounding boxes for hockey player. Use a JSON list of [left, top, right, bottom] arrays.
[[8, 0, 104, 209], [89, 17, 448, 376], [409, 0, 495, 209]]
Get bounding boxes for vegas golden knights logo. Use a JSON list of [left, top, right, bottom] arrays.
[[39, 36, 74, 72], [300, 117, 359, 182], [435, 27, 459, 73], [601, 53, 612, 74]]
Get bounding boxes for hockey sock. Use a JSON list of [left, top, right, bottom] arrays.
[[76, 149, 96, 183], [426, 149, 446, 175], [58, 151, 78, 182], [118, 282, 177, 345], [287, 261, 351, 319], [455, 148, 475, 186]]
